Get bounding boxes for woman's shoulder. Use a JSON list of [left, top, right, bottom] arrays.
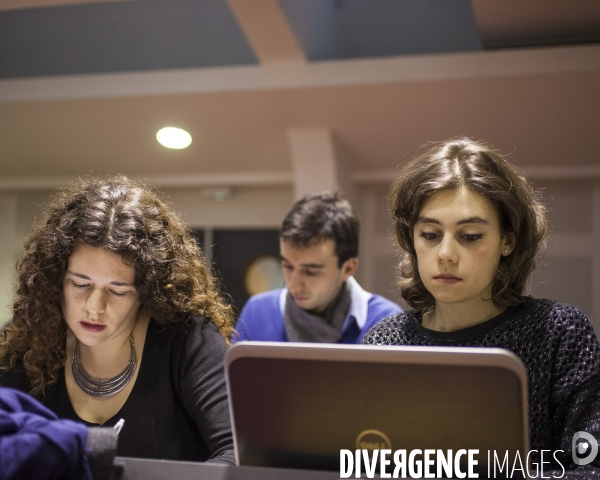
[[0, 364, 28, 392], [522, 296, 582, 312], [520, 297, 593, 329], [522, 298, 600, 393], [149, 316, 228, 356], [362, 311, 420, 345], [518, 297, 599, 351], [148, 316, 220, 336]]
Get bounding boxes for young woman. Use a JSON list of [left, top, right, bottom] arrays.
[[0, 176, 235, 463], [363, 138, 600, 478]]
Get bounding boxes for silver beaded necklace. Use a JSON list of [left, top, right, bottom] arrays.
[[72, 334, 137, 397]]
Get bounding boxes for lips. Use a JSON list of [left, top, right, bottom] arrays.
[[80, 321, 107, 333], [292, 294, 309, 302], [433, 274, 462, 284]]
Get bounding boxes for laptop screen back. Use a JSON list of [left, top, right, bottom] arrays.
[[226, 343, 529, 474]]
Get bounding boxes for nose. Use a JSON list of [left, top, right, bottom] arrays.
[[85, 288, 106, 318], [437, 235, 458, 264], [285, 269, 304, 291]]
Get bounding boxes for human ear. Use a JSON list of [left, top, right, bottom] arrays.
[[340, 257, 359, 279], [501, 232, 516, 256]]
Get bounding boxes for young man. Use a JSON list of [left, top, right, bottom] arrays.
[[235, 192, 402, 344]]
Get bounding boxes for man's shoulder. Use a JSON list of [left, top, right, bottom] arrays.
[[238, 289, 285, 326], [356, 293, 402, 340], [235, 289, 286, 342], [367, 293, 403, 316], [243, 289, 284, 311]]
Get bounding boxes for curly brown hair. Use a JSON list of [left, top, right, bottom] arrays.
[[390, 137, 549, 312], [0, 176, 234, 396]]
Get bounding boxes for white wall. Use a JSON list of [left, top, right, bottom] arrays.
[[526, 180, 600, 334], [355, 183, 401, 306], [0, 193, 19, 327], [164, 186, 294, 229]]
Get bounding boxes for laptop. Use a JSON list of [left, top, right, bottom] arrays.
[[225, 342, 529, 477]]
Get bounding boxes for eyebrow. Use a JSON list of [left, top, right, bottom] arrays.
[[67, 271, 134, 287], [280, 256, 325, 269], [416, 216, 491, 226]]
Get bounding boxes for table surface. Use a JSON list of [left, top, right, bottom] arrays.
[[117, 457, 343, 480], [116, 456, 510, 480]]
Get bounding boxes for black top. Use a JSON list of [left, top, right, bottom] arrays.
[[362, 297, 600, 479], [0, 318, 235, 464]]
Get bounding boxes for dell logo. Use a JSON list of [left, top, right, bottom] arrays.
[[356, 429, 392, 451]]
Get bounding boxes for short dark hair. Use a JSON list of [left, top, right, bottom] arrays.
[[390, 137, 549, 312], [280, 192, 359, 266]]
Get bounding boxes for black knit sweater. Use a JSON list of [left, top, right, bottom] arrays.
[[362, 297, 600, 479]]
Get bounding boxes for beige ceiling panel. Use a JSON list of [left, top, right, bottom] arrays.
[[226, 0, 305, 64], [0, 68, 598, 181], [3, 44, 598, 103]]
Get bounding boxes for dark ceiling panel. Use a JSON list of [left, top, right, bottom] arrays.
[[277, 0, 343, 60], [0, 0, 257, 78], [472, 0, 600, 49], [279, 0, 481, 61]]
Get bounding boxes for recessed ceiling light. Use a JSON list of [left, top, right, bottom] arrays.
[[156, 127, 192, 149]]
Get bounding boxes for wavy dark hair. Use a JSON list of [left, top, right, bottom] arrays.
[[390, 138, 549, 312], [0, 176, 234, 396]]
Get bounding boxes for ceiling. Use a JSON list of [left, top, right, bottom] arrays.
[[0, 0, 599, 190]]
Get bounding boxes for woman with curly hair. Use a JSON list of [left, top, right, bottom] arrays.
[[0, 176, 235, 463], [362, 138, 600, 478]]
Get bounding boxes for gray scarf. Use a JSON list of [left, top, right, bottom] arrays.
[[283, 282, 352, 343]]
